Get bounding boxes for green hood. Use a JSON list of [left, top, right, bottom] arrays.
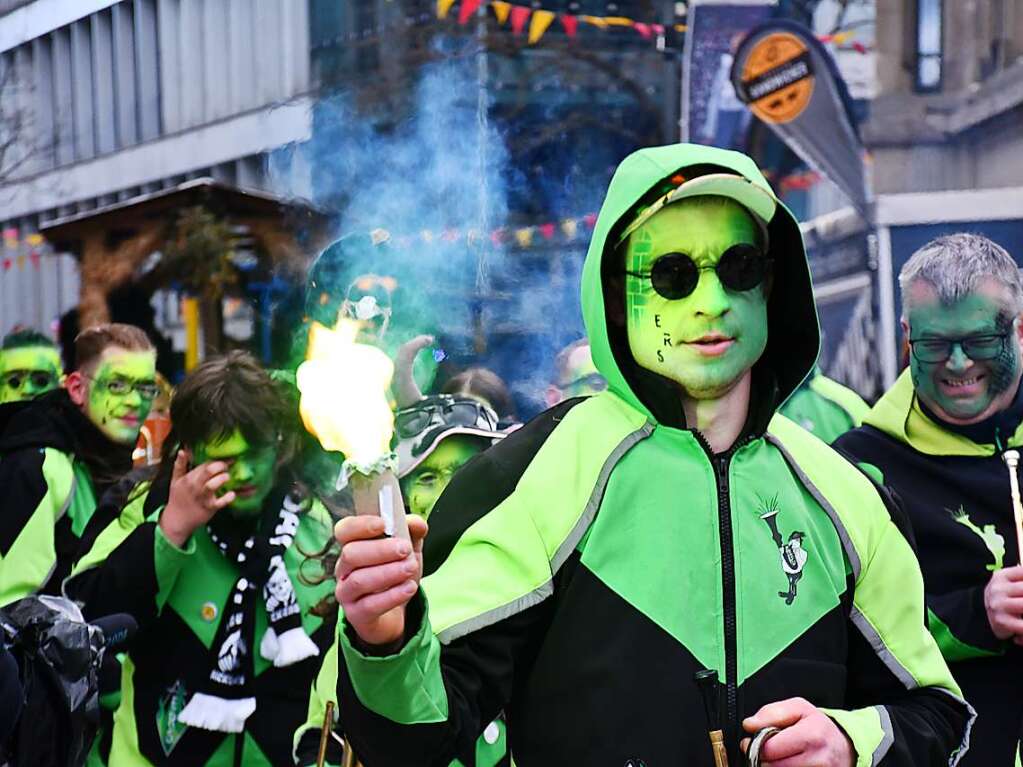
[[580, 143, 820, 429]]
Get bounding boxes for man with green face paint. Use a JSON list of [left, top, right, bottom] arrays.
[[66, 351, 337, 766], [837, 233, 1023, 766], [330, 145, 971, 766], [0, 328, 64, 403], [0, 323, 155, 604]]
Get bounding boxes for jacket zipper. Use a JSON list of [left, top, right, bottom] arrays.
[[692, 430, 750, 756], [713, 451, 739, 753]]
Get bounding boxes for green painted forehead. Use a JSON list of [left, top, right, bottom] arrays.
[[196, 429, 255, 460], [0, 346, 62, 374], [907, 292, 1013, 337], [91, 349, 156, 379]]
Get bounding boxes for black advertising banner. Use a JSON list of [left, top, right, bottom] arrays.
[[680, 2, 774, 148], [730, 20, 869, 216]]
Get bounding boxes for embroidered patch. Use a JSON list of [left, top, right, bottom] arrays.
[[950, 505, 1005, 572], [156, 680, 189, 755], [758, 493, 808, 605]]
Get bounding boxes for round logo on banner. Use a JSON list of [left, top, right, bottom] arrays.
[[738, 32, 815, 124]]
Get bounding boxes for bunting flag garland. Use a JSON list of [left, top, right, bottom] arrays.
[[433, 0, 871, 52], [0, 229, 49, 272], [361, 211, 600, 254]]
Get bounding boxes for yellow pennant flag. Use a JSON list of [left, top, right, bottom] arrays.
[[579, 15, 607, 28], [515, 227, 534, 248], [603, 16, 633, 27], [528, 9, 556, 44], [560, 219, 578, 239], [491, 1, 511, 24], [437, 0, 457, 19]]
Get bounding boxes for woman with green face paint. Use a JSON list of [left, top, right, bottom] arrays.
[[395, 394, 505, 519], [0, 329, 64, 403], [331, 147, 970, 767], [837, 233, 1023, 767], [65, 350, 341, 766]]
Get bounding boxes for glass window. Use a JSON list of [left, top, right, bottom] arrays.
[[915, 0, 943, 91]]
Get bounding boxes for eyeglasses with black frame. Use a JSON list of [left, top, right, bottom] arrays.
[[622, 243, 772, 300], [908, 333, 1011, 364], [85, 374, 160, 400]]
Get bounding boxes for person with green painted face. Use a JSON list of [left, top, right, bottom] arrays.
[[0, 323, 155, 604], [330, 145, 971, 766], [65, 351, 337, 766], [0, 328, 64, 403], [837, 233, 1023, 767]]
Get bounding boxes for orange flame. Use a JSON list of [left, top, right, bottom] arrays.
[[296, 319, 395, 466]]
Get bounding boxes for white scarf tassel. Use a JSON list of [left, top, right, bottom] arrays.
[[260, 626, 320, 667], [178, 693, 256, 733]]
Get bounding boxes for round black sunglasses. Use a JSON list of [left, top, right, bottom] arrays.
[[624, 243, 772, 300]]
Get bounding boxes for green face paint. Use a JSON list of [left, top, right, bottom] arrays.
[[624, 199, 769, 407], [907, 284, 1022, 424], [0, 346, 63, 403], [84, 349, 157, 444], [399, 436, 483, 519], [193, 429, 279, 519]]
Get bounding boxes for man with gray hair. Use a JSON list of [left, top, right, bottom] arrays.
[[837, 232, 1023, 766]]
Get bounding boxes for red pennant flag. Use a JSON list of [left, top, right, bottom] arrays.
[[651, 24, 665, 35], [583, 213, 597, 229], [539, 223, 556, 240], [458, 0, 483, 25], [560, 14, 578, 37], [852, 41, 868, 54], [2, 258, 11, 272], [510, 6, 531, 35], [490, 228, 507, 245], [29, 252, 40, 268], [633, 22, 652, 39]]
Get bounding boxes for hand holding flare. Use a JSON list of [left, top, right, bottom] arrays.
[[297, 318, 409, 541]]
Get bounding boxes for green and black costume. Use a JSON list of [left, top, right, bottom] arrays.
[[65, 481, 337, 766], [334, 144, 973, 766], [837, 371, 1023, 766], [0, 390, 132, 604], [780, 368, 870, 443]]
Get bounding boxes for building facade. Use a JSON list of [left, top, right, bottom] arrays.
[[866, 0, 1023, 384], [0, 0, 312, 335]]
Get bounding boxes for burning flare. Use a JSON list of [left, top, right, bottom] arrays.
[[296, 319, 395, 468]]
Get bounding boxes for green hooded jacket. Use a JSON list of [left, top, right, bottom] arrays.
[[334, 144, 972, 766]]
